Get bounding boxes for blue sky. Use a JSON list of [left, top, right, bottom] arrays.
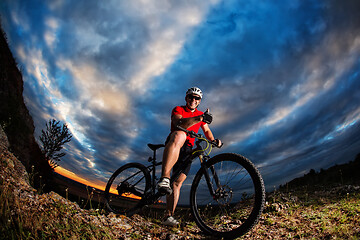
[[1, 0, 360, 202]]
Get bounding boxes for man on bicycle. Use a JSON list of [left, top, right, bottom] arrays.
[[158, 86, 222, 226]]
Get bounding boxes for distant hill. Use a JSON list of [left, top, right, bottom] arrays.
[[279, 153, 360, 191]]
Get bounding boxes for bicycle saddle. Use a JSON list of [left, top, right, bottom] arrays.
[[147, 143, 165, 151]]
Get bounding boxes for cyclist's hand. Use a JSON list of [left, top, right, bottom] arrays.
[[202, 109, 213, 124], [212, 138, 223, 148], [188, 130, 197, 138]]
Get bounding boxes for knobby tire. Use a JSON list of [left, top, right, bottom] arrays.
[[190, 153, 265, 239], [104, 163, 151, 216]]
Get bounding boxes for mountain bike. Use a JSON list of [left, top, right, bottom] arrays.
[[104, 126, 265, 239]]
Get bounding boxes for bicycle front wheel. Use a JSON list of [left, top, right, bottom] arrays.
[[190, 153, 265, 239], [104, 163, 151, 215]]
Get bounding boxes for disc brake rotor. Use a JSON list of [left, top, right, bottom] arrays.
[[215, 185, 233, 206]]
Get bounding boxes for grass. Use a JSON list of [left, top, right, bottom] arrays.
[[0, 186, 113, 239], [139, 187, 360, 239], [2, 177, 360, 239], [1, 144, 360, 239], [0, 142, 119, 240], [242, 189, 360, 239]]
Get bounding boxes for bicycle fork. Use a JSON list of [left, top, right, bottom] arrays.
[[199, 155, 221, 200]]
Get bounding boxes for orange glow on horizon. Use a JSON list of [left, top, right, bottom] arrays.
[[120, 192, 141, 200], [54, 166, 106, 191], [54, 166, 141, 200]]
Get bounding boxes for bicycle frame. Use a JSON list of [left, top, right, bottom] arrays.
[[144, 126, 221, 203], [145, 146, 163, 196], [143, 146, 196, 199]]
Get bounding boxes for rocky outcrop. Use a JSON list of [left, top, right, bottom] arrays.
[[0, 24, 52, 189]]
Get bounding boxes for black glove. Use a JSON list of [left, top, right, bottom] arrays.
[[202, 109, 213, 124], [212, 139, 223, 148]]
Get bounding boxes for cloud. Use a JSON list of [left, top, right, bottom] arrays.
[[1, 0, 360, 196], [44, 17, 59, 49]]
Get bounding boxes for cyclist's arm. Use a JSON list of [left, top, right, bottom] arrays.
[[201, 124, 215, 141], [173, 114, 203, 129], [201, 124, 222, 147]]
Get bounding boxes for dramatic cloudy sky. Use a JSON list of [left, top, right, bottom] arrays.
[[1, 0, 360, 201]]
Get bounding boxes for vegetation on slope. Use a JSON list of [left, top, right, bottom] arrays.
[[2, 124, 359, 239]]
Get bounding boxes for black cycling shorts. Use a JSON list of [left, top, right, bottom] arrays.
[[173, 143, 193, 176], [165, 135, 193, 176]]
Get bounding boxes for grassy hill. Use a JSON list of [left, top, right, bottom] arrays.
[[2, 128, 360, 239]]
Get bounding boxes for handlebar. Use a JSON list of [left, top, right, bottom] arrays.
[[176, 125, 223, 148]]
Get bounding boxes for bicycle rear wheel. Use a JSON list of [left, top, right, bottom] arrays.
[[190, 153, 265, 239], [104, 163, 151, 215]]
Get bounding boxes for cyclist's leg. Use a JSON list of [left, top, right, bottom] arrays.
[[161, 130, 186, 179], [164, 144, 192, 218], [165, 172, 187, 217]]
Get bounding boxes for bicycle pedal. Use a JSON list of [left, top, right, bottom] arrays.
[[158, 191, 166, 197], [158, 188, 173, 196]]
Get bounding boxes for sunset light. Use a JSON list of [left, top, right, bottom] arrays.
[[55, 166, 141, 200], [54, 166, 106, 191]]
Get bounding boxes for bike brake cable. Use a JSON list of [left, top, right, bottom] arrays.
[[192, 136, 212, 156]]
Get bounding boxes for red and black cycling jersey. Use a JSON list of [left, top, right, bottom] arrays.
[[170, 105, 205, 147]]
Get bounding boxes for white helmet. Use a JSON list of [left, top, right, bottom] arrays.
[[186, 87, 203, 98]]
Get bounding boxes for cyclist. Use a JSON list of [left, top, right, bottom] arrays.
[[158, 87, 222, 226]]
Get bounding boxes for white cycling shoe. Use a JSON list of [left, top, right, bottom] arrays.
[[162, 216, 179, 227], [157, 177, 173, 195]]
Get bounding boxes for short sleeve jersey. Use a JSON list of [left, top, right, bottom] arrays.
[[171, 106, 205, 146]]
